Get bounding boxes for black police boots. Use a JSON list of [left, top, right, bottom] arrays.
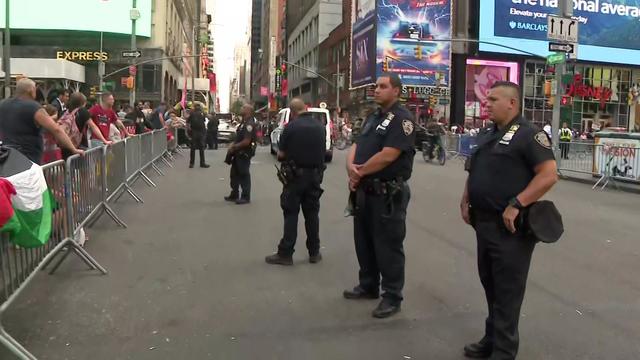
[[224, 193, 238, 202], [200, 163, 210, 168], [235, 198, 250, 205], [371, 299, 401, 319], [343, 286, 379, 300], [463, 336, 493, 358], [265, 253, 293, 266], [309, 253, 322, 264]]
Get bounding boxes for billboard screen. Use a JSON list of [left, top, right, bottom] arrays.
[[351, 0, 378, 88], [479, 0, 640, 65], [0, 0, 152, 37], [376, 0, 452, 86], [465, 59, 519, 125]]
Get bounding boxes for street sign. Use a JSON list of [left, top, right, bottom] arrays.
[[128, 65, 137, 76], [549, 41, 578, 59], [547, 15, 578, 43], [548, 42, 574, 53], [547, 53, 566, 65], [122, 50, 142, 58]]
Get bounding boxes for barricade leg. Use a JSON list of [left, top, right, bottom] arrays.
[[131, 170, 157, 188], [161, 155, 173, 168], [113, 184, 143, 204], [85, 204, 127, 229], [151, 163, 165, 176], [0, 325, 37, 360], [47, 240, 108, 275]]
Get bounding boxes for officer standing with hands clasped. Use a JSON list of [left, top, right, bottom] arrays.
[[224, 104, 257, 205], [265, 98, 326, 266], [461, 82, 558, 360], [343, 73, 416, 319], [187, 103, 210, 169]]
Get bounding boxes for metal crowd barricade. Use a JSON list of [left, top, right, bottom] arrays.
[[129, 131, 158, 188], [106, 140, 142, 204], [0, 161, 106, 360], [149, 129, 168, 175], [557, 142, 640, 190], [66, 147, 127, 230]]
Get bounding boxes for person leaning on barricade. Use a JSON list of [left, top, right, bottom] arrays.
[[0, 78, 84, 165]]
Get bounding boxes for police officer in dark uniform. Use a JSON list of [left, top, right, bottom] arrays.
[[206, 113, 219, 150], [187, 103, 210, 168], [460, 81, 558, 360], [224, 104, 257, 205], [265, 98, 326, 266], [343, 73, 416, 319]]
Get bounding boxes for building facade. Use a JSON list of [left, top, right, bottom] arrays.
[[1, 0, 211, 107], [286, 0, 343, 104]]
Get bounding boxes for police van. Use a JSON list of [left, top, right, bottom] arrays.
[[270, 106, 334, 162]]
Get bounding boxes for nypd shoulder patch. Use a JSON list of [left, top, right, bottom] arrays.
[[402, 120, 414, 136], [246, 125, 253, 132], [535, 131, 551, 149]]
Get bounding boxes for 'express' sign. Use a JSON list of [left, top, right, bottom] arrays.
[[56, 51, 109, 62]]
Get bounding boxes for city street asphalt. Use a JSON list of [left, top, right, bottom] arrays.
[[1, 146, 639, 360]]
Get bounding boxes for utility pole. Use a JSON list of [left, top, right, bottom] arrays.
[[130, 0, 138, 105], [3, 0, 11, 99], [191, 26, 196, 104], [98, 32, 105, 91], [551, 0, 573, 154]]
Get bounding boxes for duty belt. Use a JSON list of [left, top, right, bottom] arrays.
[[356, 177, 405, 218]]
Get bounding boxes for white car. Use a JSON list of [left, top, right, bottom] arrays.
[[270, 107, 333, 162], [217, 120, 238, 142]]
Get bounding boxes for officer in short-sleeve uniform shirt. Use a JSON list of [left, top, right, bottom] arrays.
[[225, 105, 257, 204], [265, 99, 327, 266], [461, 82, 558, 360], [343, 74, 416, 319]]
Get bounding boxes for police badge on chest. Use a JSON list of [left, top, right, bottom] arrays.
[[499, 125, 520, 145]]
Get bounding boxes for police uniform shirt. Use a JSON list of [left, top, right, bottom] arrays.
[[354, 102, 417, 181], [279, 112, 326, 168], [467, 116, 555, 212], [187, 111, 207, 134], [234, 117, 257, 148]]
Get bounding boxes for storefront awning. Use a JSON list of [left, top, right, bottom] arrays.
[[0, 58, 85, 82]]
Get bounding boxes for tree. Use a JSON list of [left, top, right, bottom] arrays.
[[230, 99, 244, 115]]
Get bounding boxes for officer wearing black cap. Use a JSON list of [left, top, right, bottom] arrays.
[[224, 104, 257, 205], [265, 98, 326, 266], [460, 81, 558, 359], [343, 73, 416, 319]]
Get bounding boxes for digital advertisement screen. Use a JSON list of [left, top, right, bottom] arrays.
[[376, 0, 452, 86], [0, 0, 152, 37], [479, 0, 640, 65], [351, 0, 378, 88]]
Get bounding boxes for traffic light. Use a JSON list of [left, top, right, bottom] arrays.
[[126, 76, 135, 89], [382, 58, 388, 72], [429, 96, 437, 107], [89, 86, 97, 98], [415, 46, 422, 60], [561, 95, 572, 106]]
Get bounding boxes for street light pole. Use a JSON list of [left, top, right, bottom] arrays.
[[3, 0, 11, 99], [191, 25, 196, 104], [130, 0, 137, 105], [551, 0, 572, 155]]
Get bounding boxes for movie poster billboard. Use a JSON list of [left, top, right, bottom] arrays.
[[376, 0, 452, 87], [351, 0, 378, 88], [479, 0, 640, 65]]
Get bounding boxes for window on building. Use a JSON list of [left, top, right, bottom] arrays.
[[523, 60, 633, 132], [141, 65, 158, 93]]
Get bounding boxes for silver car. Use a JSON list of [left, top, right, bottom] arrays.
[[217, 120, 238, 142]]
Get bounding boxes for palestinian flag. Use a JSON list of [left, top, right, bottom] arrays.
[[0, 146, 54, 248]]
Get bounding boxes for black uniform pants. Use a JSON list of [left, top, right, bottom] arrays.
[[277, 169, 324, 256], [474, 217, 536, 360], [207, 130, 218, 149], [189, 135, 206, 166], [560, 140, 570, 159], [229, 154, 251, 199], [353, 182, 410, 304]]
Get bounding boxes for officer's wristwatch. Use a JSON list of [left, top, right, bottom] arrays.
[[508, 197, 525, 210]]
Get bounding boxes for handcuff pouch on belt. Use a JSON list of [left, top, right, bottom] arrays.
[[275, 161, 297, 186]]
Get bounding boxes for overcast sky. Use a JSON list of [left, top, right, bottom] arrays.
[[207, 0, 251, 112]]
